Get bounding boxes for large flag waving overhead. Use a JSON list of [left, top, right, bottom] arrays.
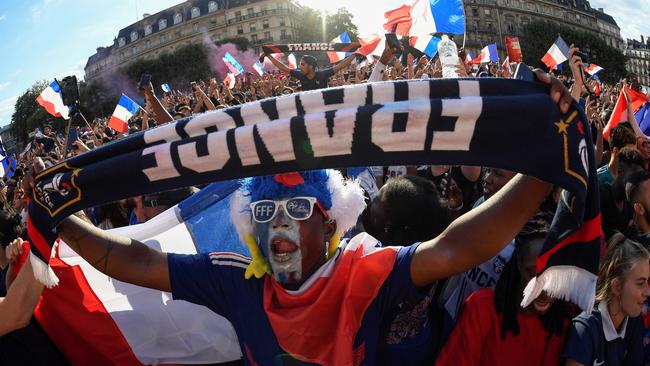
[[384, 0, 465, 36], [410, 35, 441, 57], [327, 31, 352, 63], [36, 80, 70, 120], [637, 103, 650, 136], [109, 94, 141, 133], [603, 87, 649, 140], [541, 36, 569, 70]]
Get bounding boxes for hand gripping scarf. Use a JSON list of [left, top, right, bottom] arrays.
[[27, 78, 600, 316]]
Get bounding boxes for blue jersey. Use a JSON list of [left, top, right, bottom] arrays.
[[168, 241, 421, 365]]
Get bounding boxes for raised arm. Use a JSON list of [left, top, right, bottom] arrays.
[[57, 215, 171, 292], [332, 53, 357, 74], [143, 82, 173, 124], [263, 53, 292, 74]]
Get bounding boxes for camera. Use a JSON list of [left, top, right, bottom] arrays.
[[575, 50, 589, 64], [59, 76, 79, 106]]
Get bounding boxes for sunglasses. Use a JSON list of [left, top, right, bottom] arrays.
[[250, 196, 328, 223]]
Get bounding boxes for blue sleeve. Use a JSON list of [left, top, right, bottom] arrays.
[[378, 243, 422, 311], [322, 68, 334, 79], [168, 253, 244, 318], [625, 316, 645, 365], [289, 69, 300, 78], [563, 315, 595, 365]]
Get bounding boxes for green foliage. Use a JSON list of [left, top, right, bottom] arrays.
[[520, 20, 627, 83], [216, 37, 250, 50], [10, 80, 64, 142], [295, 7, 358, 42]]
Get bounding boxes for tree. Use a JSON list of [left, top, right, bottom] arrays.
[[295, 6, 359, 43], [520, 20, 627, 83]]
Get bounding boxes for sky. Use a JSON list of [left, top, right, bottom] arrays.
[[0, 0, 646, 127]]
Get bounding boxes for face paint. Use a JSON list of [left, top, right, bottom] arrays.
[[259, 207, 304, 285]]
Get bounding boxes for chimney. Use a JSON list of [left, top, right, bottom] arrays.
[[143, 13, 150, 19], [642, 35, 645, 44]]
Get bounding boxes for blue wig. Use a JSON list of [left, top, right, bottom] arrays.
[[241, 170, 333, 210]]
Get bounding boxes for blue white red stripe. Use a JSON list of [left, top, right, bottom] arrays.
[[384, 0, 465, 36], [410, 35, 441, 57], [327, 31, 352, 63], [288, 53, 297, 69], [583, 63, 603, 76], [223, 52, 245, 75], [253, 60, 264, 76], [109, 94, 140, 133], [36, 80, 70, 120], [541, 36, 569, 70]]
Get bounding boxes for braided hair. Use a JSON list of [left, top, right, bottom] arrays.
[[494, 212, 572, 340]]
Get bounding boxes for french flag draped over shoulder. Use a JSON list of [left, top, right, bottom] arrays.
[[410, 35, 441, 57], [603, 87, 649, 140], [36, 80, 70, 120], [109, 94, 140, 133], [384, 0, 465, 36], [223, 52, 245, 76], [541, 35, 569, 70], [35, 182, 244, 365], [327, 31, 352, 63]]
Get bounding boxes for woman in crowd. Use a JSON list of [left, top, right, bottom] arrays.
[[564, 233, 649, 366], [435, 213, 573, 365]]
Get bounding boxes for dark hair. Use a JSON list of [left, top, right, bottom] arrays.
[[494, 212, 571, 340], [610, 125, 636, 150], [625, 170, 650, 203], [618, 146, 645, 168], [300, 55, 317, 68], [363, 175, 448, 246], [97, 201, 130, 228], [0, 210, 21, 247]]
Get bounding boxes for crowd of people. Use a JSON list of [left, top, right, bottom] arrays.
[[0, 38, 649, 366]]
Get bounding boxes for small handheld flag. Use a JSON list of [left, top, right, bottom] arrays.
[[161, 83, 172, 93], [327, 32, 352, 63], [109, 94, 141, 133], [253, 61, 265, 76], [410, 35, 441, 57], [288, 53, 297, 69], [583, 63, 603, 76], [223, 73, 236, 89], [541, 36, 569, 71], [223, 52, 245, 75], [36, 80, 70, 120]]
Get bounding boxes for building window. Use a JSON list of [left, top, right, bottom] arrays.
[[208, 1, 218, 12], [487, 22, 493, 30], [237, 25, 244, 34], [263, 19, 269, 29], [235, 10, 241, 17], [174, 13, 182, 25], [264, 31, 271, 40], [159, 19, 167, 30], [144, 24, 152, 36], [145, 40, 151, 49], [251, 34, 258, 42], [250, 22, 257, 31], [279, 17, 285, 26], [507, 22, 514, 32], [472, 8, 478, 16], [484, 8, 490, 16], [132, 46, 137, 55], [191, 7, 200, 18], [247, 7, 254, 16], [281, 29, 287, 40], [131, 31, 138, 42], [193, 23, 199, 32], [118, 37, 126, 47], [160, 34, 166, 43]]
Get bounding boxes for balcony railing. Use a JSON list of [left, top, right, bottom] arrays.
[[227, 8, 292, 25]]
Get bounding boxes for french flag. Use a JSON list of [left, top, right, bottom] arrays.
[[288, 53, 297, 69], [472, 44, 498, 64], [161, 83, 172, 93], [410, 35, 441, 57], [327, 31, 352, 63], [384, 0, 465, 36], [253, 60, 265, 76], [603, 86, 649, 140], [584, 63, 603, 76], [465, 51, 474, 63], [36, 80, 70, 120], [108, 94, 140, 133], [356, 34, 383, 56], [223, 73, 236, 89], [223, 52, 244, 75], [541, 35, 569, 70]]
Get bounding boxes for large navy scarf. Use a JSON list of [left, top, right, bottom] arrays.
[[27, 78, 601, 311]]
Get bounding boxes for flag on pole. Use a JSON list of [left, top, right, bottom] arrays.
[[253, 60, 265, 76], [474, 44, 498, 63], [502, 56, 512, 77], [0, 156, 17, 179], [36, 80, 70, 120], [603, 87, 649, 140], [355, 34, 382, 56], [223, 73, 236, 89], [161, 83, 172, 93], [465, 51, 474, 63], [109, 94, 141, 133], [583, 63, 604, 76], [288, 53, 297, 69], [410, 35, 441, 57], [223, 52, 245, 75], [327, 32, 352, 63], [541, 36, 569, 71], [383, 0, 465, 36]]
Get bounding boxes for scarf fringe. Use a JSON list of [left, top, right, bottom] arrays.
[[521, 265, 596, 312], [29, 251, 59, 288]]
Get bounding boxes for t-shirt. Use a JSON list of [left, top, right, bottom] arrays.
[[168, 239, 421, 365], [289, 68, 334, 91], [0, 318, 69, 365], [564, 301, 644, 366], [435, 289, 567, 366], [600, 183, 633, 237], [597, 164, 614, 185]]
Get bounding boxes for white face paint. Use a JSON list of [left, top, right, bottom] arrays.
[[263, 207, 303, 284]]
